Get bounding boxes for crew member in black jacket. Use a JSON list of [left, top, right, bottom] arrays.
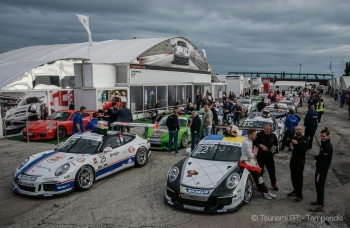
[[304, 105, 318, 149], [310, 127, 333, 212], [287, 126, 308, 202], [253, 124, 279, 190], [257, 98, 266, 112], [166, 109, 180, 155], [107, 102, 119, 130], [190, 111, 201, 151]]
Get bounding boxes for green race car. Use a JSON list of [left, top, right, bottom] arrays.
[[144, 114, 203, 150]]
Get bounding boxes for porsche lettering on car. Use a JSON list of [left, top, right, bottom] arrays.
[[13, 130, 151, 197], [164, 135, 254, 213]]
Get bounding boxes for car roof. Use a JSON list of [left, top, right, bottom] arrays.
[[202, 134, 245, 144], [245, 115, 274, 122]]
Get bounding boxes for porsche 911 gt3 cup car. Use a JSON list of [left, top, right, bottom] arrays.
[[13, 130, 150, 197], [164, 135, 254, 213], [240, 115, 284, 149]]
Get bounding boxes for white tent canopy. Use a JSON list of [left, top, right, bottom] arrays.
[[0, 38, 197, 88]]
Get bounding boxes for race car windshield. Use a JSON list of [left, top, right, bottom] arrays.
[[57, 137, 101, 154], [241, 121, 276, 130], [111, 96, 121, 102], [48, 112, 71, 121], [158, 117, 187, 127], [191, 144, 242, 162]]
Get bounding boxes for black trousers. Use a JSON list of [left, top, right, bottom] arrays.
[[317, 111, 323, 123], [340, 100, 345, 107], [250, 170, 268, 193], [315, 170, 328, 206], [348, 105, 350, 118], [304, 127, 316, 149], [196, 101, 201, 111], [257, 152, 277, 186], [290, 156, 305, 198], [281, 130, 295, 150]]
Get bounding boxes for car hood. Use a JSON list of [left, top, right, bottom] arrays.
[[180, 157, 238, 189], [28, 120, 61, 130], [19, 151, 85, 176], [150, 126, 169, 138]]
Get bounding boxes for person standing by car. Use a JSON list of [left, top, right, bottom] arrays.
[[190, 111, 201, 151], [281, 109, 299, 151], [210, 103, 218, 134], [73, 106, 86, 134], [315, 98, 324, 123], [107, 102, 119, 130], [186, 102, 195, 114], [304, 104, 318, 150], [203, 104, 213, 137], [116, 102, 133, 133], [97, 109, 108, 121], [196, 92, 202, 111], [166, 109, 180, 155], [233, 102, 242, 127], [186, 94, 192, 103], [257, 98, 266, 112], [85, 112, 99, 131], [340, 92, 346, 108], [287, 126, 308, 203], [253, 124, 279, 190], [154, 100, 160, 109], [310, 127, 333, 212], [240, 128, 277, 200]]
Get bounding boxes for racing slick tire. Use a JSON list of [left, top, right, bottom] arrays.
[[56, 126, 67, 139], [243, 175, 253, 204], [135, 147, 148, 167], [181, 134, 188, 148], [75, 165, 95, 191]]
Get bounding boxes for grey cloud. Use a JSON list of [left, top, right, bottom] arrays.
[[0, 0, 349, 75]]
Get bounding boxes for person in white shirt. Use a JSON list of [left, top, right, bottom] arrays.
[[240, 128, 277, 200]]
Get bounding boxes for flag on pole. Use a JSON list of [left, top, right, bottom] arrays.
[[75, 14, 92, 47]]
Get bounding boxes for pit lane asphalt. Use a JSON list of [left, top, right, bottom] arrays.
[[0, 94, 349, 228]]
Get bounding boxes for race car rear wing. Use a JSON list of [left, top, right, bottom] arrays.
[[238, 127, 265, 131]]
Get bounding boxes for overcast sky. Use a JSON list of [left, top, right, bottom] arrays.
[[0, 0, 349, 75]]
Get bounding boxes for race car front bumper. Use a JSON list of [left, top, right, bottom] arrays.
[[164, 186, 243, 213], [13, 174, 75, 197]]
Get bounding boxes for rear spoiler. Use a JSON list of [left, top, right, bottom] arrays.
[[238, 127, 265, 131]]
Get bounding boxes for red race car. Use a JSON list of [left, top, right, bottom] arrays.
[[23, 110, 93, 141], [102, 96, 122, 111]]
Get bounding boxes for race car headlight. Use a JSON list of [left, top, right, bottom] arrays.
[[46, 124, 53, 130], [226, 173, 240, 189], [168, 167, 180, 182], [54, 163, 70, 176], [18, 157, 30, 170]]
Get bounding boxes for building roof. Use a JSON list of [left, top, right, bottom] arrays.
[[0, 37, 211, 88]]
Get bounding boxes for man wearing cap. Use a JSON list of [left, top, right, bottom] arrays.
[[240, 128, 277, 200], [253, 124, 279, 190]]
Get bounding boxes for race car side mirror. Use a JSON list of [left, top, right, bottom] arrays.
[[103, 147, 113, 153], [186, 148, 191, 156]]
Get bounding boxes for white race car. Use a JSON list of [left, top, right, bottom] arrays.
[[240, 115, 284, 149], [238, 99, 257, 113], [165, 134, 254, 213], [13, 130, 150, 197]]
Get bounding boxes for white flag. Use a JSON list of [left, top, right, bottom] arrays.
[[75, 14, 92, 47]]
